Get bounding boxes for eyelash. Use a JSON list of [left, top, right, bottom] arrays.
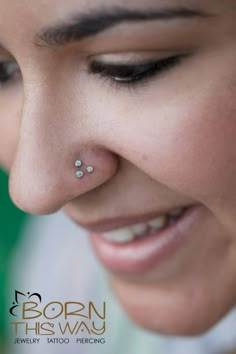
[[0, 61, 21, 87], [89, 54, 187, 89]]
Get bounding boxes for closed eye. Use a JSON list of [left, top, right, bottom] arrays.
[[89, 54, 188, 89]]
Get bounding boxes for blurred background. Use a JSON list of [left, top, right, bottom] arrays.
[[0, 168, 27, 350]]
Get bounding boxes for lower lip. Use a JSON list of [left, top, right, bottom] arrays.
[[90, 206, 200, 274]]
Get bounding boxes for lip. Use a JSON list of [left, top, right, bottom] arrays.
[[90, 205, 200, 274], [70, 206, 189, 233]]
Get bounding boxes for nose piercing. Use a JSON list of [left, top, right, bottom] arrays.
[[75, 160, 82, 167], [75, 160, 94, 178], [86, 166, 94, 173], [76, 170, 84, 178]]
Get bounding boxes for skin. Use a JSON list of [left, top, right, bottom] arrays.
[[1, 0, 236, 337]]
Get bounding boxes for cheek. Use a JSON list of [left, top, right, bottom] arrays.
[[164, 98, 236, 205], [99, 86, 236, 206], [155, 98, 236, 202]]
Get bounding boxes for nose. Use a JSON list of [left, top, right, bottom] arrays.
[[9, 88, 118, 215]]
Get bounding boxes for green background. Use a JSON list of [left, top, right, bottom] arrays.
[[0, 168, 27, 341]]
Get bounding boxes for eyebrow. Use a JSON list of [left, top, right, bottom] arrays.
[[35, 6, 211, 47]]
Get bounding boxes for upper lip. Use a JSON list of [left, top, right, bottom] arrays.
[[67, 205, 191, 233]]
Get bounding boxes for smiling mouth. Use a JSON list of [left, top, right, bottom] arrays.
[[101, 207, 187, 244], [90, 204, 200, 273]]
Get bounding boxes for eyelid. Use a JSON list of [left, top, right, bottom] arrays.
[[89, 53, 188, 89], [87, 50, 184, 64], [89, 55, 179, 74]]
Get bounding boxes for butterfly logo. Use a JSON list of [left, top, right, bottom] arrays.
[[9, 290, 42, 317]]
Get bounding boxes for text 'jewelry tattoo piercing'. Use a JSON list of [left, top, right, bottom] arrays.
[[75, 160, 94, 178]]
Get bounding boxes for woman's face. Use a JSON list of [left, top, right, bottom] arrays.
[[1, 0, 236, 335]]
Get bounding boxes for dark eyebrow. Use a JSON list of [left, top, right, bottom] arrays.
[[35, 6, 211, 47]]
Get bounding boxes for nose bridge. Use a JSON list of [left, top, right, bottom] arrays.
[[17, 85, 74, 164], [9, 85, 118, 215]]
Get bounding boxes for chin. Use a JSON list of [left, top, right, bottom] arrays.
[[111, 275, 234, 336]]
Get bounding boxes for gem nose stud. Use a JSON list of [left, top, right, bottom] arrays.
[[76, 170, 84, 178], [75, 160, 94, 178], [86, 166, 94, 173], [75, 160, 82, 168]]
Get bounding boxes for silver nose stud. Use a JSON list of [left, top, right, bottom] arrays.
[[75, 160, 94, 178], [76, 170, 84, 178], [75, 160, 82, 167], [86, 166, 94, 173]]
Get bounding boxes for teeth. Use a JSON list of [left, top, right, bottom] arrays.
[[102, 228, 134, 243], [131, 223, 147, 236], [148, 216, 167, 230], [101, 208, 186, 244]]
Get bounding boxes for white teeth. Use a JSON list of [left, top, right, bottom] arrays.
[[102, 228, 134, 243], [169, 208, 184, 217], [101, 208, 186, 244], [148, 216, 167, 230], [131, 223, 147, 236]]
